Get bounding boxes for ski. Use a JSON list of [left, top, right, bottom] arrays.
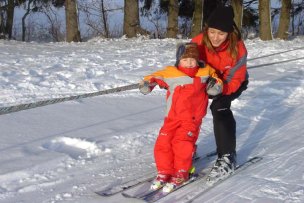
[[95, 173, 155, 197], [181, 156, 263, 203], [95, 150, 217, 197], [132, 168, 210, 203], [123, 156, 262, 203]]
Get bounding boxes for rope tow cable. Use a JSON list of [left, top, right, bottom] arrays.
[[0, 83, 139, 115]]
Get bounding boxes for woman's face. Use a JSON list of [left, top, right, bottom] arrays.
[[207, 28, 229, 47]]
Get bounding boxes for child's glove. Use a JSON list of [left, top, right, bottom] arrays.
[[206, 77, 223, 96], [150, 78, 168, 90], [139, 80, 155, 95]]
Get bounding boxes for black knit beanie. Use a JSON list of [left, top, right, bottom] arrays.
[[207, 6, 234, 33]]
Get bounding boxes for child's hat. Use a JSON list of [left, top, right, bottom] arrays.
[[207, 5, 234, 33], [175, 43, 199, 66]]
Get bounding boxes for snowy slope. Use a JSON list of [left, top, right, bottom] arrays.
[[0, 37, 304, 203]]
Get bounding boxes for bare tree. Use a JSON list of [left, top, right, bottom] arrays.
[[231, 0, 243, 29], [0, 2, 5, 38], [191, 0, 203, 37], [123, 0, 140, 37], [100, 0, 109, 37], [78, 0, 123, 38], [65, 0, 81, 42], [22, 0, 33, 41], [142, 5, 166, 38], [5, 0, 14, 39], [166, 0, 178, 38], [276, 0, 291, 39], [259, 0, 273, 40], [42, 5, 65, 41]]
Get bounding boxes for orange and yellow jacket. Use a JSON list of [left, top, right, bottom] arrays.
[[143, 65, 222, 122], [191, 33, 248, 95]]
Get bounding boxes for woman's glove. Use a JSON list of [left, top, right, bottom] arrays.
[[206, 77, 223, 96]]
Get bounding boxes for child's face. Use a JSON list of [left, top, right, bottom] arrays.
[[179, 58, 197, 68]]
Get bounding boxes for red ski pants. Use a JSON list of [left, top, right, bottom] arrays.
[[154, 118, 201, 175]]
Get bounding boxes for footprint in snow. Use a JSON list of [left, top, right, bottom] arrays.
[[42, 137, 104, 160]]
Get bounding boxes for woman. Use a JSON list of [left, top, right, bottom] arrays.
[[191, 5, 248, 182]]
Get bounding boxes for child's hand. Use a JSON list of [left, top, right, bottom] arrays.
[[207, 77, 223, 96], [139, 80, 154, 95], [150, 78, 168, 89]]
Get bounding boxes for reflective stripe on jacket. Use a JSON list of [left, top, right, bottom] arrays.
[[144, 65, 221, 122]]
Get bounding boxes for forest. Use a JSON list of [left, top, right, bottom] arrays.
[[0, 0, 304, 42]]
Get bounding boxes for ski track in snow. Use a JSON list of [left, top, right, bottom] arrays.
[[0, 37, 304, 202]]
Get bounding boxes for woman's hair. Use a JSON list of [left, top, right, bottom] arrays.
[[202, 24, 242, 60]]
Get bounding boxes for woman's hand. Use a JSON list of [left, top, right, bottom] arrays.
[[207, 77, 223, 96]]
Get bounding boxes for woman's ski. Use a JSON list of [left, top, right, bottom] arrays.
[[182, 156, 263, 203]]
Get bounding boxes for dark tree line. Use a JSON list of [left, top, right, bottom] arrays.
[[138, 0, 303, 40], [0, 0, 80, 41], [0, 0, 303, 42]]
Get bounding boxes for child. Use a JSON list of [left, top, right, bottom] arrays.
[[139, 43, 223, 193]]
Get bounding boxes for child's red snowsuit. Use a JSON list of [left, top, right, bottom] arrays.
[[143, 65, 222, 175]]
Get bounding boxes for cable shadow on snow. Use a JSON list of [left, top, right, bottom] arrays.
[[236, 69, 303, 163], [0, 103, 165, 153], [247, 46, 304, 62], [248, 57, 304, 69]]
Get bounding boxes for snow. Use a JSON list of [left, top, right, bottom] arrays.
[[0, 36, 304, 203]]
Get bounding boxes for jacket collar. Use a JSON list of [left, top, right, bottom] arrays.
[[214, 39, 229, 52]]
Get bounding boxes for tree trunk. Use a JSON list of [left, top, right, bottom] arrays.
[[276, 0, 291, 39], [259, 0, 273, 40], [65, 0, 81, 42], [123, 0, 140, 38], [22, 0, 32, 42], [291, 3, 295, 35], [231, 0, 243, 30], [101, 0, 109, 38], [191, 0, 203, 37], [0, 8, 4, 37], [5, 0, 14, 39], [166, 0, 178, 38]]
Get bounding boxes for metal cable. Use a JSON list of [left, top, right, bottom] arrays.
[[0, 83, 139, 115]]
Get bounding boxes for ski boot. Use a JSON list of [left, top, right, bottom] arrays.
[[207, 153, 236, 183], [150, 173, 171, 190], [162, 170, 189, 193]]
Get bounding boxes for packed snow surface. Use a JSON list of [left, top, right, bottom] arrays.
[[0, 36, 304, 202]]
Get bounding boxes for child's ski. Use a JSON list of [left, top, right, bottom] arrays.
[[123, 156, 262, 203], [126, 169, 209, 202], [95, 150, 217, 197], [121, 167, 210, 201], [95, 174, 155, 197]]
